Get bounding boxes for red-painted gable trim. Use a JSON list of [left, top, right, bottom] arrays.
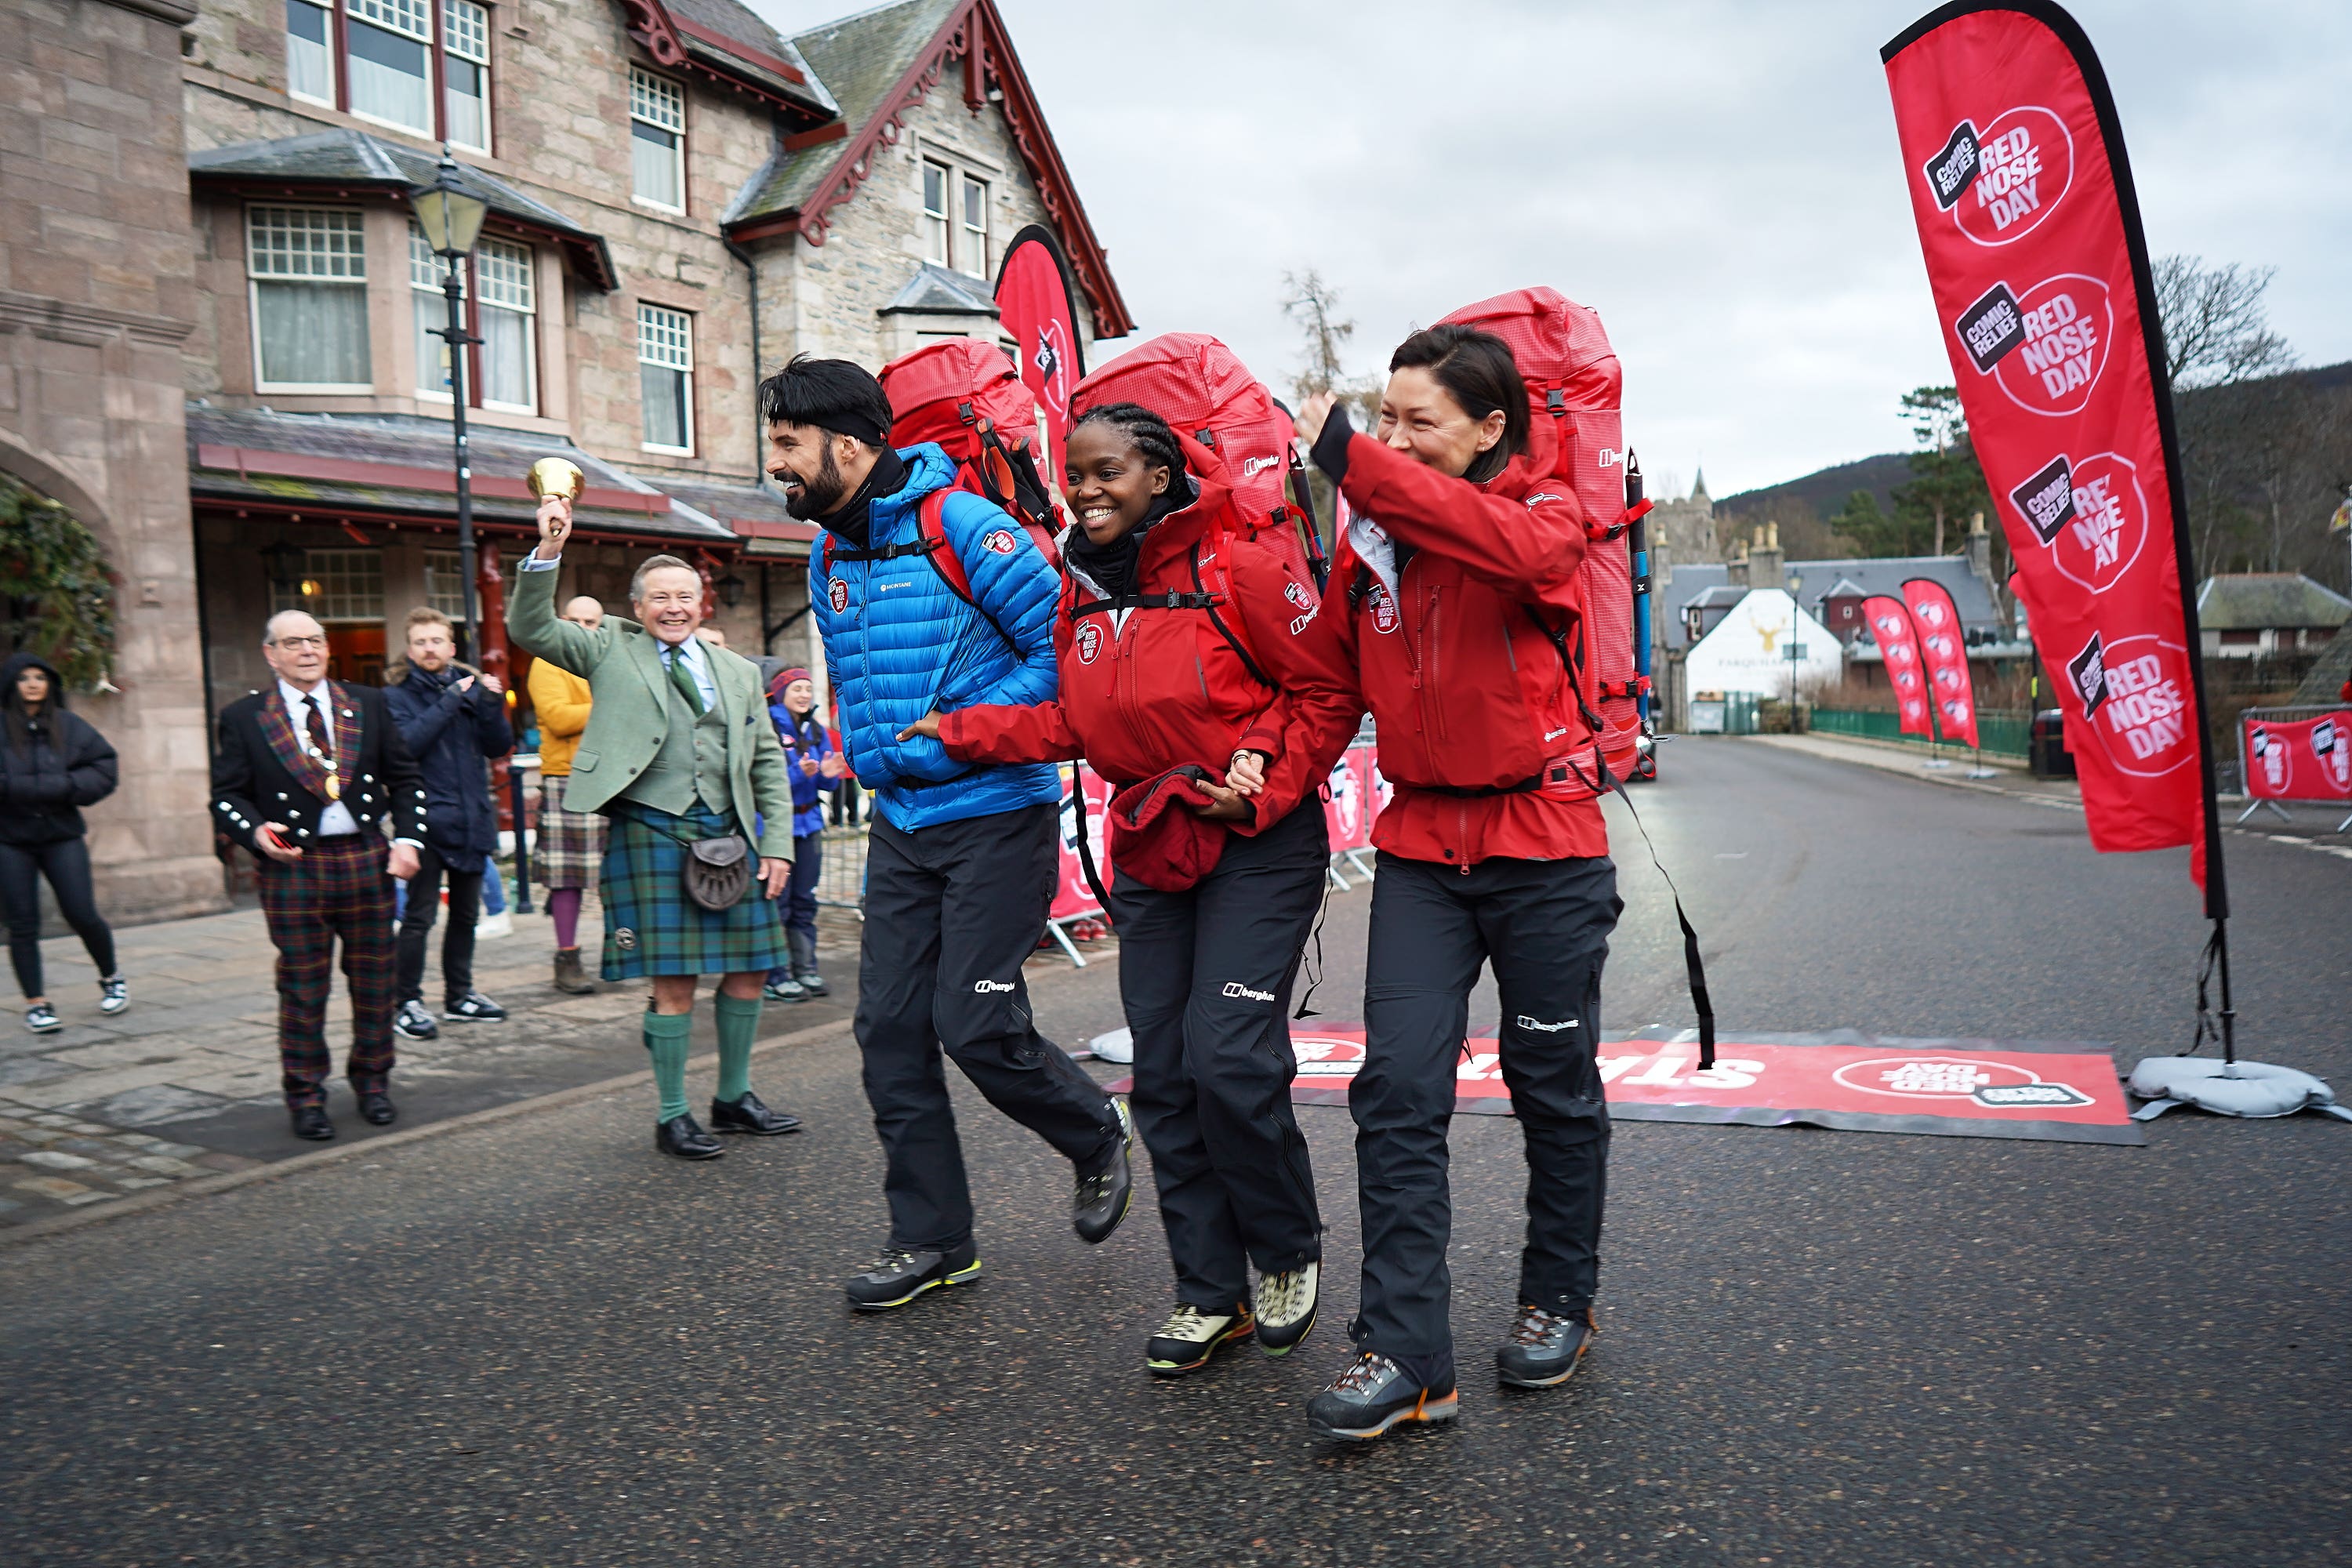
[[670, 15, 808, 85], [745, 0, 1133, 336], [624, 1, 828, 125]]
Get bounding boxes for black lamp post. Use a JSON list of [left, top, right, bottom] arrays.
[[408, 147, 492, 659]]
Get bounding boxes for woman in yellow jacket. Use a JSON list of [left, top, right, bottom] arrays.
[[525, 594, 609, 993]]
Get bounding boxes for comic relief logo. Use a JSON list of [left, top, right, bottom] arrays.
[[1940, 695, 1973, 731], [1031, 321, 1073, 415], [1284, 578, 1319, 636], [2068, 631, 2108, 717], [2314, 717, 2352, 792], [2015, 453, 2147, 593], [1914, 597, 1951, 632], [981, 528, 1018, 556], [1074, 621, 1103, 665], [1368, 583, 1400, 635], [1901, 696, 1929, 727], [2249, 724, 2290, 795], [1957, 276, 2112, 416], [2085, 633, 2195, 778], [1947, 107, 2073, 245], [827, 577, 850, 615], [1831, 1055, 2091, 1108]]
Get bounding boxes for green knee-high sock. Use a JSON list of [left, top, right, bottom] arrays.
[[713, 990, 763, 1105], [644, 1010, 693, 1123]]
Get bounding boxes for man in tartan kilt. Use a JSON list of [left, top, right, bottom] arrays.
[[211, 610, 426, 1142], [508, 494, 802, 1160]]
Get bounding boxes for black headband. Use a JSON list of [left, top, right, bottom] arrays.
[[814, 412, 891, 448]]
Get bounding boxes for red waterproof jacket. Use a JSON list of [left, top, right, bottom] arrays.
[[941, 470, 1359, 846], [1318, 417, 1610, 867]]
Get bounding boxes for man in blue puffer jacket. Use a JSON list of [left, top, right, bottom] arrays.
[[764, 355, 1133, 1313]]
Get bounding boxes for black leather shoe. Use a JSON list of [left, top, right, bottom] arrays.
[[1495, 1304, 1596, 1388], [1073, 1097, 1134, 1245], [358, 1091, 397, 1127], [656, 1113, 724, 1160], [289, 1104, 335, 1141], [710, 1091, 802, 1135]]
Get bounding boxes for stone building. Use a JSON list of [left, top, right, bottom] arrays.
[[0, 0, 223, 923], [6, 0, 1127, 923]]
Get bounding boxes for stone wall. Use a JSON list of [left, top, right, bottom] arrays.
[[0, 0, 226, 925], [761, 82, 1102, 378]]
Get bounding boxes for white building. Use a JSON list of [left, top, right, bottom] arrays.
[[1682, 589, 1843, 700]]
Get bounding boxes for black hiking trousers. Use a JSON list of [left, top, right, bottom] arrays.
[[1110, 797, 1329, 1311], [855, 802, 1123, 1255], [1350, 851, 1621, 1387]]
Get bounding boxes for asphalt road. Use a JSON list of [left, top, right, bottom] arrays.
[[5, 739, 2347, 1567]]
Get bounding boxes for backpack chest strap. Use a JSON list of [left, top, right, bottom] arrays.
[[829, 536, 942, 564], [1070, 591, 1222, 619]]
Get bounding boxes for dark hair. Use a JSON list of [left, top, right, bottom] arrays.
[[758, 353, 894, 447], [1388, 324, 1529, 484], [1069, 401, 1189, 481]]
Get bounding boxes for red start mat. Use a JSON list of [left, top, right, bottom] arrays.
[[1106, 1027, 2141, 1146]]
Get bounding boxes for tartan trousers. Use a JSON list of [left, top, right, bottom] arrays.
[[256, 834, 398, 1108]]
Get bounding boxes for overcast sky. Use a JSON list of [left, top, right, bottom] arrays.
[[760, 1, 2350, 499]]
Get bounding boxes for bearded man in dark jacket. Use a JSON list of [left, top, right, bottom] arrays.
[[382, 606, 512, 1039]]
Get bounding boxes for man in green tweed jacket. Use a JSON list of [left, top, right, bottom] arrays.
[[509, 494, 802, 1160]]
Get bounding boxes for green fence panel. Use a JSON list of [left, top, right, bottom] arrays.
[[1810, 708, 2031, 758]]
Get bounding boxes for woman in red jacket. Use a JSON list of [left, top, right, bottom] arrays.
[[902, 401, 1356, 1377], [1289, 325, 1620, 1441]]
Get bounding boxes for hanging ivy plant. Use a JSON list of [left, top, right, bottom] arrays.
[[0, 472, 117, 693]]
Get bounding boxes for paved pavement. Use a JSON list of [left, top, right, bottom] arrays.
[[3, 737, 2347, 1566]]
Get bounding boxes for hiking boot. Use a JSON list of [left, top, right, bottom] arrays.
[[845, 1242, 982, 1311], [1495, 1304, 1596, 1389], [1254, 1261, 1319, 1356], [1305, 1353, 1459, 1442], [25, 1002, 59, 1033], [1146, 1302, 1254, 1377], [551, 947, 596, 995], [444, 991, 506, 1022], [1073, 1097, 1134, 1245], [394, 1000, 439, 1040], [99, 975, 129, 1015]]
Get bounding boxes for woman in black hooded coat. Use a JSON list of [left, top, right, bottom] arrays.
[[0, 652, 125, 1031]]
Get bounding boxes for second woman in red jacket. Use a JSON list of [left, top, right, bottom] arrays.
[[904, 401, 1357, 1377]]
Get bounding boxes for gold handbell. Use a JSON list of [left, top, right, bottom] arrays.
[[527, 456, 585, 502]]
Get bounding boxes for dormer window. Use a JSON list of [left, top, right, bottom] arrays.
[[282, 0, 494, 153]]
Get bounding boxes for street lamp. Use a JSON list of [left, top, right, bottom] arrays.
[[408, 147, 491, 659]]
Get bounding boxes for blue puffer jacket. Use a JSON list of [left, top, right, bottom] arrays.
[[811, 444, 1062, 832]]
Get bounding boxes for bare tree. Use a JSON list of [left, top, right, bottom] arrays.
[[2154, 255, 2296, 390], [1281, 269, 1356, 401]]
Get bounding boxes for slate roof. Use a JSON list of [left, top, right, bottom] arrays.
[[880, 263, 1000, 316], [728, 0, 964, 225], [2194, 573, 2352, 630], [666, 0, 839, 116], [1659, 556, 2002, 650], [186, 405, 737, 546], [188, 130, 615, 289]]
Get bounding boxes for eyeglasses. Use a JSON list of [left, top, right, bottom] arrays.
[[270, 636, 328, 651]]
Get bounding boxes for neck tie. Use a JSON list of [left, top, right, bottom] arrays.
[[665, 645, 705, 716], [304, 695, 332, 759]]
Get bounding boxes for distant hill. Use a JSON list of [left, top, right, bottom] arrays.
[[1715, 359, 2352, 537]]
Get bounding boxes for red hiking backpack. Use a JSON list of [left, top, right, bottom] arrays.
[[1072, 332, 1323, 590], [1436, 288, 1653, 777], [878, 337, 1065, 572]]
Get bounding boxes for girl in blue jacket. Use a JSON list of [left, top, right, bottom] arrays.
[[764, 666, 842, 1001]]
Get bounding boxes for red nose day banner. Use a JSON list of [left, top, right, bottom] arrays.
[[1862, 594, 1935, 738], [2244, 712, 2352, 804], [1051, 762, 1112, 920], [1902, 577, 1983, 747], [1885, 2, 2217, 894], [995, 226, 1086, 485]]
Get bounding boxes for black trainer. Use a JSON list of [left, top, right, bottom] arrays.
[[845, 1242, 982, 1311], [655, 1113, 724, 1160], [1495, 1304, 1596, 1388], [1073, 1097, 1134, 1245], [393, 1000, 439, 1040], [444, 990, 506, 1022], [1145, 1302, 1254, 1377], [1305, 1353, 1459, 1442]]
